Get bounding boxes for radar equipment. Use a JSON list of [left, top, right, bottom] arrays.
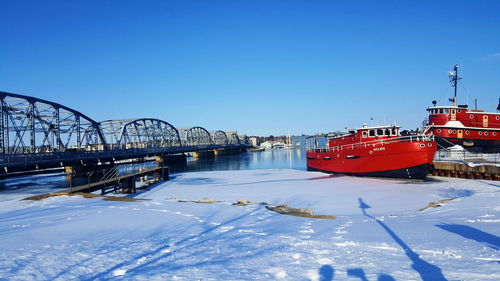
[[448, 64, 462, 106]]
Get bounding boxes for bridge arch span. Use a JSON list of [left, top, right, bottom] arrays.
[[240, 135, 250, 146], [185, 126, 212, 146], [0, 91, 107, 154], [99, 118, 181, 149], [228, 132, 241, 145], [212, 130, 228, 145]]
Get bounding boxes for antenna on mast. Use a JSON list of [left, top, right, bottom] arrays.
[[448, 64, 462, 106]]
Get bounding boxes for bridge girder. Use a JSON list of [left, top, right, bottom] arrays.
[[240, 135, 250, 146], [228, 132, 241, 145], [0, 91, 107, 155], [185, 126, 212, 146], [212, 130, 228, 145], [99, 119, 181, 149]]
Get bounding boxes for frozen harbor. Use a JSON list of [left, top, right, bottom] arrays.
[[0, 167, 498, 280]]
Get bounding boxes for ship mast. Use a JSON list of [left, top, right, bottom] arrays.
[[448, 64, 461, 106]]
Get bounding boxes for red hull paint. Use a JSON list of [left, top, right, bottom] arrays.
[[307, 139, 436, 179], [307, 125, 437, 179]]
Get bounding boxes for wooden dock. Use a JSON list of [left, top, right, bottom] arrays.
[[24, 166, 169, 201], [431, 161, 500, 180], [66, 166, 168, 194]]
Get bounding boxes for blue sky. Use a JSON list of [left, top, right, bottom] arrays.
[[1, 0, 499, 136]]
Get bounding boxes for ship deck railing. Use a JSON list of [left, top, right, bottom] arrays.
[[434, 149, 500, 165], [308, 134, 434, 153]]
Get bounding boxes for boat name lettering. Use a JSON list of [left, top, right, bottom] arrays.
[[373, 147, 386, 151]]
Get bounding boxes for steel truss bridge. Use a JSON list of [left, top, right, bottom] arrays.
[[0, 91, 250, 174]]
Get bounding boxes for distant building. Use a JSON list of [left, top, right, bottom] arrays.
[[259, 141, 287, 149], [272, 141, 285, 149], [249, 137, 258, 147], [260, 141, 273, 150], [291, 135, 328, 148]]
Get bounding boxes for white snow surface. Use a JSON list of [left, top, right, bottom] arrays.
[[0, 169, 499, 280]]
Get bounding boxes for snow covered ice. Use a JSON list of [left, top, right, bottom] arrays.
[[0, 169, 498, 280]]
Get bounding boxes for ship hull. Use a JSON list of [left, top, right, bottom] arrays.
[[428, 127, 500, 152], [306, 140, 436, 180], [434, 136, 500, 153], [307, 163, 433, 180]]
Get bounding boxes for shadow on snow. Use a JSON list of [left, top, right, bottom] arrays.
[[318, 265, 395, 281], [357, 198, 448, 281], [436, 223, 500, 251], [437, 188, 474, 199]]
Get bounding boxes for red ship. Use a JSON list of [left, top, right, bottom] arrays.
[[306, 125, 437, 180], [423, 65, 500, 152]]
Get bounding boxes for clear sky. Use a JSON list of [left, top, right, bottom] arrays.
[[1, 0, 499, 136]]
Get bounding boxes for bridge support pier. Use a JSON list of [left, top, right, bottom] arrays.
[[154, 156, 170, 181], [192, 150, 215, 159], [214, 147, 247, 156], [155, 154, 186, 166]]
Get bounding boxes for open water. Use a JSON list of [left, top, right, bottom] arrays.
[[0, 149, 307, 200]]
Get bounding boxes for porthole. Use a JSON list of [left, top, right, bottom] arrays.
[[496, 116, 500, 120], [465, 130, 470, 135], [437, 129, 442, 133], [470, 115, 474, 119], [453, 130, 456, 134], [420, 144, 425, 148], [448, 130, 453, 134], [493, 132, 497, 136], [479, 131, 483, 135], [428, 143, 432, 147], [485, 132, 489, 136]]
